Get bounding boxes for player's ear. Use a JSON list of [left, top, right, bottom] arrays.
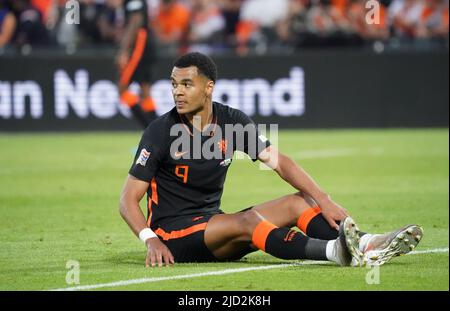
[[205, 80, 214, 97]]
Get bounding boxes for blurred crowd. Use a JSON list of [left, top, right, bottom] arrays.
[[0, 0, 448, 55]]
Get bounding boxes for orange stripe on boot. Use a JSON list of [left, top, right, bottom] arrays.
[[297, 206, 321, 233], [251, 220, 277, 252], [120, 91, 139, 108]]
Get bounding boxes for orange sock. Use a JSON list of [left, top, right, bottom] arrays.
[[141, 97, 156, 112], [296, 206, 321, 233], [251, 220, 328, 260], [120, 91, 139, 108], [251, 220, 277, 252], [297, 206, 345, 240]]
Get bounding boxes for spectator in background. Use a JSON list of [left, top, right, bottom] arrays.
[[218, 0, 244, 50], [48, 0, 79, 49], [277, 0, 311, 46], [187, 0, 225, 54], [0, 0, 16, 49], [236, 0, 289, 54], [152, 0, 190, 54], [77, 0, 105, 46], [305, 0, 343, 44], [1, 0, 448, 53], [328, 0, 356, 36], [347, 0, 389, 42], [279, 0, 360, 48], [389, 0, 424, 39], [416, 0, 449, 41], [9, 0, 51, 48], [31, 0, 52, 24], [97, 0, 125, 45]]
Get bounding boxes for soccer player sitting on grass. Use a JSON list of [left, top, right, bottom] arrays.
[[119, 52, 423, 267]]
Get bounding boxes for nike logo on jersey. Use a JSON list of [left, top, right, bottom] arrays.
[[220, 159, 232, 167], [173, 151, 188, 159]]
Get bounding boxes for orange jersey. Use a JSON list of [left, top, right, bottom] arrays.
[[153, 3, 190, 40], [31, 0, 52, 22]]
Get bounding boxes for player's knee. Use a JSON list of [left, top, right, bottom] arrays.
[[287, 192, 309, 216]]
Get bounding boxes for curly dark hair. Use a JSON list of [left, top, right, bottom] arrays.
[[173, 52, 218, 83]]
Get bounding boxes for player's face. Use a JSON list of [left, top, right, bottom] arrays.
[[171, 66, 212, 115]]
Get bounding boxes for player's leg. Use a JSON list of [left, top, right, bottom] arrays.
[[137, 33, 158, 125], [203, 193, 310, 260], [139, 82, 157, 123], [294, 192, 352, 239], [204, 192, 331, 259], [359, 224, 423, 265], [206, 191, 367, 265], [204, 205, 363, 266], [239, 191, 370, 248], [295, 193, 424, 265], [248, 192, 362, 264], [247, 191, 359, 240], [118, 29, 151, 128], [229, 192, 422, 265], [119, 82, 150, 128]]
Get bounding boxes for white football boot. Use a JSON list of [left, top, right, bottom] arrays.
[[358, 225, 424, 266], [332, 217, 366, 266]]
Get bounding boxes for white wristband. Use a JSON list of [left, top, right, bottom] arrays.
[[139, 228, 157, 243]]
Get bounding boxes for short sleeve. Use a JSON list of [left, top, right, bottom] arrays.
[[129, 125, 166, 182], [231, 109, 271, 162]]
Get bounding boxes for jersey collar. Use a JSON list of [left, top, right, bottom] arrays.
[[178, 102, 218, 137]]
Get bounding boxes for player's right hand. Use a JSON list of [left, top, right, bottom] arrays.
[[145, 237, 175, 267], [318, 198, 349, 231], [115, 51, 129, 72]]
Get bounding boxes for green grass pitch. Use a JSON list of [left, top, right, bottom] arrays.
[[0, 129, 448, 291]]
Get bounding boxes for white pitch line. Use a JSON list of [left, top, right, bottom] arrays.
[[50, 247, 448, 291], [51, 261, 330, 291], [409, 247, 448, 255]]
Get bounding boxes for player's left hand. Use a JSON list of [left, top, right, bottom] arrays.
[[317, 197, 349, 231]]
